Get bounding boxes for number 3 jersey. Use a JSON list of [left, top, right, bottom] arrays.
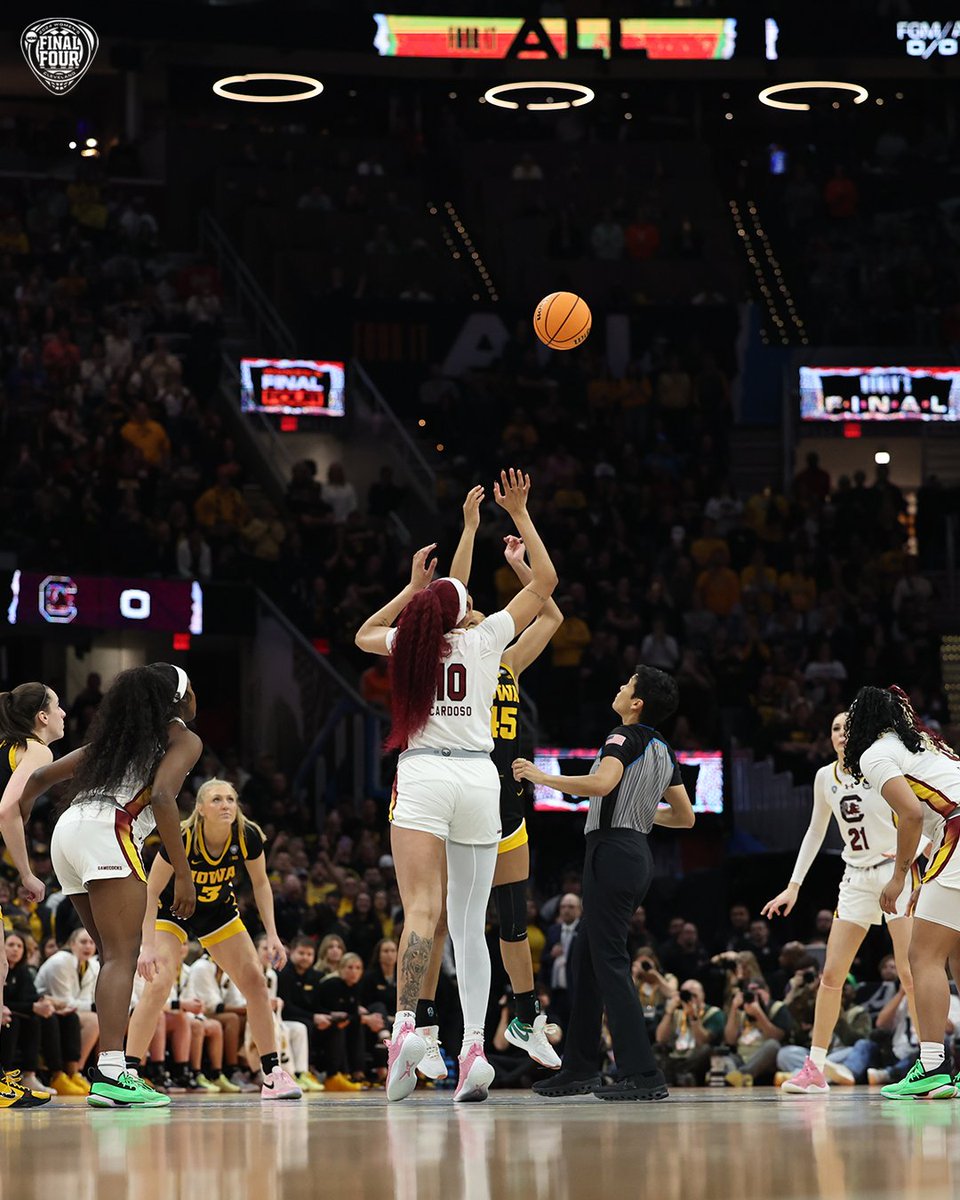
[[156, 819, 264, 939], [814, 760, 899, 868]]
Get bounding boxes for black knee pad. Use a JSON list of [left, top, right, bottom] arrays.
[[495, 879, 528, 943]]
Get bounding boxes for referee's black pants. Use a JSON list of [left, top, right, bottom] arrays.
[[563, 829, 659, 1080]]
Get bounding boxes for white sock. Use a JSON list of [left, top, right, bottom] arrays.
[[920, 1042, 945, 1072], [809, 1046, 828, 1070], [394, 1010, 416, 1033], [462, 1025, 485, 1052], [98, 1051, 127, 1082]]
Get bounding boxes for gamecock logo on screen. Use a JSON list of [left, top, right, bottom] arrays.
[[20, 19, 99, 95], [39, 575, 78, 624]]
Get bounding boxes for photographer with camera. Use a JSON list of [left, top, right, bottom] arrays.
[[654, 979, 724, 1086], [722, 975, 793, 1086], [632, 947, 677, 1028]]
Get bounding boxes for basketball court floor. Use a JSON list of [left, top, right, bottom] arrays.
[[4, 1090, 958, 1200]]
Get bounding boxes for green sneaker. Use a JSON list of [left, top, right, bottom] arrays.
[[87, 1069, 171, 1108], [880, 1060, 956, 1101]]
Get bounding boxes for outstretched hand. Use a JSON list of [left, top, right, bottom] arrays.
[[462, 485, 484, 532], [493, 468, 531, 517], [503, 534, 526, 568], [410, 544, 438, 591]]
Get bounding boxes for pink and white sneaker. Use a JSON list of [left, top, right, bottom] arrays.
[[454, 1042, 495, 1104], [386, 1021, 426, 1102], [780, 1057, 829, 1094], [261, 1067, 302, 1100]]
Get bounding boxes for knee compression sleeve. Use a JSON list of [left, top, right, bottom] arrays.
[[494, 879, 528, 943]]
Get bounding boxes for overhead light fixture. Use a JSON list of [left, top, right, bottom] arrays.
[[875, 450, 891, 465], [483, 81, 594, 111], [758, 81, 868, 112], [212, 73, 324, 104], [85, 137, 97, 147]]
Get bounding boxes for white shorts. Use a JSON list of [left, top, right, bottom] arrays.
[[836, 860, 919, 928], [51, 803, 147, 895], [915, 878, 960, 933], [390, 755, 501, 845]]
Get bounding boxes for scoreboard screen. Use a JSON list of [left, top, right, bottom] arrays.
[[531, 747, 724, 815], [6, 571, 203, 634], [239, 358, 345, 417], [800, 366, 960, 422]]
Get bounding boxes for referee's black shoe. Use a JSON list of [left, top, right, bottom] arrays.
[[532, 1071, 601, 1097], [594, 1070, 669, 1102]]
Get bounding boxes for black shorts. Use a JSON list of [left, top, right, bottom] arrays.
[[498, 778, 528, 854], [156, 902, 247, 949]]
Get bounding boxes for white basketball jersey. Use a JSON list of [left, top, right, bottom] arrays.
[[815, 761, 898, 868], [388, 610, 515, 753], [860, 732, 960, 879]]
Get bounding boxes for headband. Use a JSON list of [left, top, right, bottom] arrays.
[[435, 577, 468, 624], [170, 665, 189, 705]]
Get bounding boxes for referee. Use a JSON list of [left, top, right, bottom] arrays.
[[513, 666, 694, 1101]]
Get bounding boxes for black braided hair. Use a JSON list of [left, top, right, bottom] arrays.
[[70, 664, 182, 798], [844, 684, 952, 783]]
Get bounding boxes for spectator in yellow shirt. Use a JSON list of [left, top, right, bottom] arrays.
[[778, 553, 817, 614], [194, 465, 248, 539], [740, 548, 779, 615], [696, 550, 741, 617], [120, 401, 171, 468], [690, 518, 729, 570]]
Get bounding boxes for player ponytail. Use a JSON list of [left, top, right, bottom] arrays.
[[845, 684, 955, 782], [0, 682, 50, 746], [385, 580, 462, 751]]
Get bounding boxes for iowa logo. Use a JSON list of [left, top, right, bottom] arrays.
[[840, 796, 864, 824], [21, 19, 99, 96]]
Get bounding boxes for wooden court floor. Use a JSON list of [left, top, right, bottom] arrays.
[[2, 1089, 959, 1200]]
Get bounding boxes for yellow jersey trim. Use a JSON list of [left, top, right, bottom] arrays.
[[498, 819, 528, 855]]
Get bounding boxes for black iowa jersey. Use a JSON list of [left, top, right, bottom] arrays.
[[0, 737, 43, 794], [157, 819, 264, 944], [490, 663, 526, 839]]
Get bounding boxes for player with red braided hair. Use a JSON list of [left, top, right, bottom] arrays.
[[844, 683, 960, 1100], [356, 469, 557, 1103]]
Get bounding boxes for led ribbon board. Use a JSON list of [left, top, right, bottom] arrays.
[[6, 571, 203, 633], [373, 15, 737, 60], [531, 747, 724, 814], [800, 366, 960, 422]]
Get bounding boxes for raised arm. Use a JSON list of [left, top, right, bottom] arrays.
[[761, 770, 833, 918], [500, 535, 563, 677], [355, 544, 438, 655], [0, 739, 53, 900], [449, 486, 484, 588], [494, 470, 559, 636]]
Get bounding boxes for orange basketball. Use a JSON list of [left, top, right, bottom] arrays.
[[533, 291, 591, 350]]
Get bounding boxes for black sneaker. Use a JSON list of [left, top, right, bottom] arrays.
[[532, 1071, 602, 1098], [594, 1071, 669, 1102]]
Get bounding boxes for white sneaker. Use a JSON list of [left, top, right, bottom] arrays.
[[386, 1022, 426, 1102], [416, 1025, 448, 1081], [454, 1042, 495, 1103], [504, 1014, 561, 1069], [867, 1068, 890, 1086], [824, 1060, 855, 1086]]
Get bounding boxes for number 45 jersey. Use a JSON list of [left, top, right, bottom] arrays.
[[155, 820, 264, 947], [816, 761, 900, 867]]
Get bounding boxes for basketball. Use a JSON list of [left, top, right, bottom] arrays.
[[533, 291, 592, 350]]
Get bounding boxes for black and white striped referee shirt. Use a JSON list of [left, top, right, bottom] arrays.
[[584, 723, 682, 835]]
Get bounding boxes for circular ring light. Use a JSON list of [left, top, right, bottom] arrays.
[[758, 81, 868, 112], [212, 73, 324, 104], [483, 81, 595, 111]]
